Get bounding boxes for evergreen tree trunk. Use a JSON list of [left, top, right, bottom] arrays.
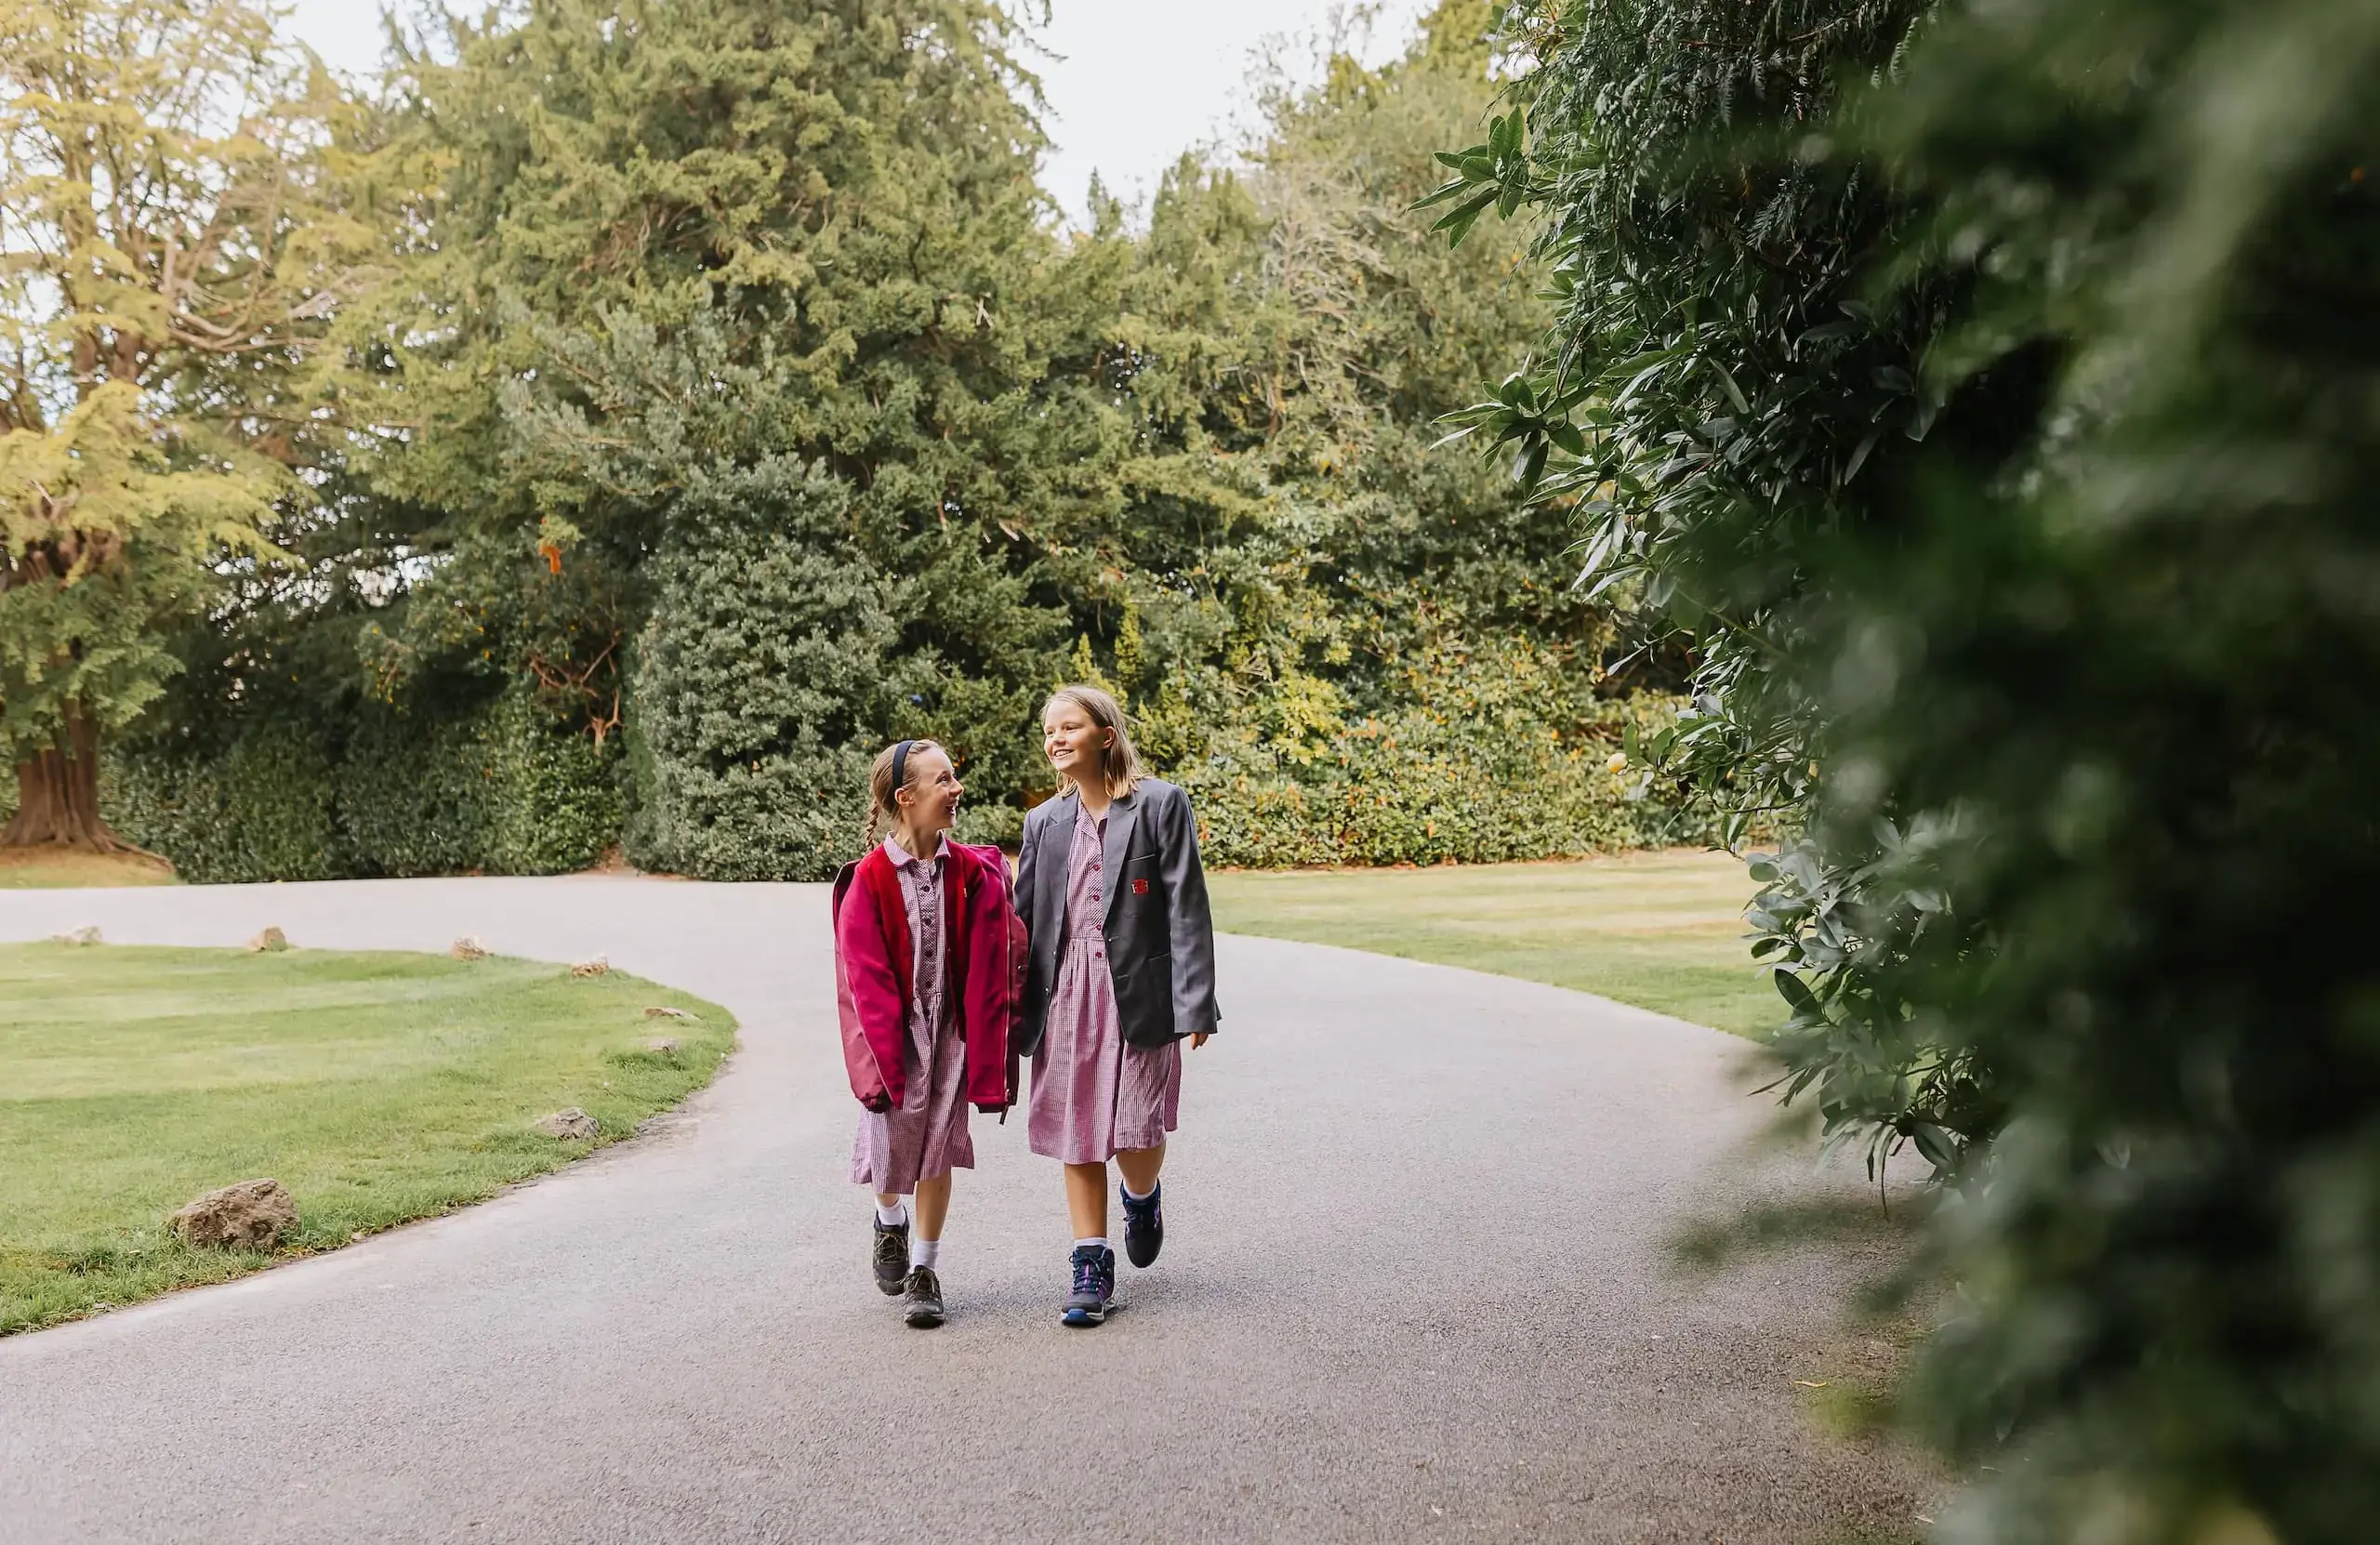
[[1, 705, 137, 852]]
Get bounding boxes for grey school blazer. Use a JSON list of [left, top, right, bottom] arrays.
[[1012, 777, 1220, 1056]]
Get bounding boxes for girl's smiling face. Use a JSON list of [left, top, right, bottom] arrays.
[[897, 746, 963, 834], [1043, 700, 1111, 786]]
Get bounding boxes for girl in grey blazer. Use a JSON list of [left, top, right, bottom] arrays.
[[1014, 685, 1219, 1327]]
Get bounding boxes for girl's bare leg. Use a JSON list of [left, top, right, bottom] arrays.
[[1069, 1146, 1165, 1240], [1115, 1143, 1165, 1198], [914, 1174, 951, 1241], [1064, 1161, 1108, 1239]]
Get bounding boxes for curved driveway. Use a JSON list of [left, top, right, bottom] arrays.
[[0, 878, 1927, 1542]]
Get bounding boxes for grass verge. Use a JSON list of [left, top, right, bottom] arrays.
[[0, 942, 733, 1335], [0, 847, 177, 888], [1207, 848, 1777, 1037]]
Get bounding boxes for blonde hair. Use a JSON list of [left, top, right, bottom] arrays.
[[864, 738, 945, 847], [1044, 685, 1144, 799]]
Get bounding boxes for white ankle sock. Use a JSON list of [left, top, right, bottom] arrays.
[[1075, 1236, 1109, 1252], [876, 1200, 908, 1227], [1121, 1182, 1156, 1203], [910, 1236, 940, 1271]]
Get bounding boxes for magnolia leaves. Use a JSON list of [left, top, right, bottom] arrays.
[[1433, 367, 1594, 495], [1413, 106, 1536, 248]]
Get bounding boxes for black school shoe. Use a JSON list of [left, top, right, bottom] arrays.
[[1120, 1182, 1164, 1268], [903, 1266, 945, 1328], [1060, 1244, 1116, 1327], [872, 1215, 909, 1296]]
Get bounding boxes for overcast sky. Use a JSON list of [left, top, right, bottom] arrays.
[[284, 1, 1435, 226]]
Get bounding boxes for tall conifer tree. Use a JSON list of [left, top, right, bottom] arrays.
[[0, 0, 366, 848]]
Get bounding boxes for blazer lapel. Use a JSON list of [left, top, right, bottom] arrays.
[[1038, 793, 1076, 954], [1100, 789, 1138, 927]]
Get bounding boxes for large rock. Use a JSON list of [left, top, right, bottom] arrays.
[[170, 1179, 297, 1250], [534, 1108, 599, 1141]]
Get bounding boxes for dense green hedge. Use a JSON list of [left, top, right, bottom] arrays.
[[620, 461, 904, 883], [102, 725, 343, 883], [51, 647, 1705, 882], [338, 689, 619, 878], [1177, 687, 1713, 868], [1130, 634, 1716, 867], [101, 687, 617, 884]]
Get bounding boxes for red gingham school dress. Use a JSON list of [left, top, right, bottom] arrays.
[[1025, 802, 1181, 1163], [849, 835, 973, 1193]]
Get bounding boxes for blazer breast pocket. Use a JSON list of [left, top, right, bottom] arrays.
[[1117, 852, 1161, 897]]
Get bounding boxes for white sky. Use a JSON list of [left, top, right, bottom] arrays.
[[283, 0, 1435, 226]]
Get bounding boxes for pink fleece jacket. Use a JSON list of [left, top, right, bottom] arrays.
[[831, 839, 1022, 1114]]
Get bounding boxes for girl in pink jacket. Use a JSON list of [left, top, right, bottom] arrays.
[[831, 738, 1020, 1327]]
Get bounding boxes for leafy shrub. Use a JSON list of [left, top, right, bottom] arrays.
[[339, 688, 617, 878], [107, 725, 343, 883], [951, 799, 1025, 851], [477, 697, 619, 875], [1169, 638, 1715, 866], [102, 688, 614, 881], [337, 706, 505, 877], [624, 461, 911, 881]]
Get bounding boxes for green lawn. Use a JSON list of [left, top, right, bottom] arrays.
[[0, 943, 733, 1335], [1208, 848, 1778, 1038]]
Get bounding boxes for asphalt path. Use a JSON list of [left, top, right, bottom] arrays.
[[0, 877, 1931, 1543]]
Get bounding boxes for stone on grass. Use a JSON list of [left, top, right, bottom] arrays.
[[245, 926, 289, 953], [50, 924, 101, 946], [645, 1037, 681, 1057], [534, 1108, 599, 1141], [170, 1179, 297, 1250], [570, 956, 610, 978], [450, 936, 489, 961], [644, 1005, 697, 1021]]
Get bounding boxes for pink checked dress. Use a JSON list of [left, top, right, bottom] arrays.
[[1026, 801, 1181, 1163], [849, 835, 973, 1194]]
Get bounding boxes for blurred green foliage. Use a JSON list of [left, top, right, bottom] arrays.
[[1434, 0, 2380, 1537]]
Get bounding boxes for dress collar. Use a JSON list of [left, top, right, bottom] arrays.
[[882, 832, 951, 869]]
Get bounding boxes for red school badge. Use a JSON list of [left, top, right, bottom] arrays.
[[1132, 878, 1149, 895]]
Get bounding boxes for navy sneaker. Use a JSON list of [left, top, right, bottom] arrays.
[[871, 1215, 908, 1296], [1061, 1244, 1116, 1327], [903, 1266, 945, 1328], [1120, 1182, 1164, 1268]]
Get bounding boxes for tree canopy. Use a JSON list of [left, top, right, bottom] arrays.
[[7, 0, 1696, 878], [0, 0, 371, 846]]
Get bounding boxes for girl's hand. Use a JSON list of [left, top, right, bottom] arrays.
[[1191, 1032, 1210, 1050]]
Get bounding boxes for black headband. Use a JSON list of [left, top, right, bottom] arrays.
[[889, 739, 915, 794]]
